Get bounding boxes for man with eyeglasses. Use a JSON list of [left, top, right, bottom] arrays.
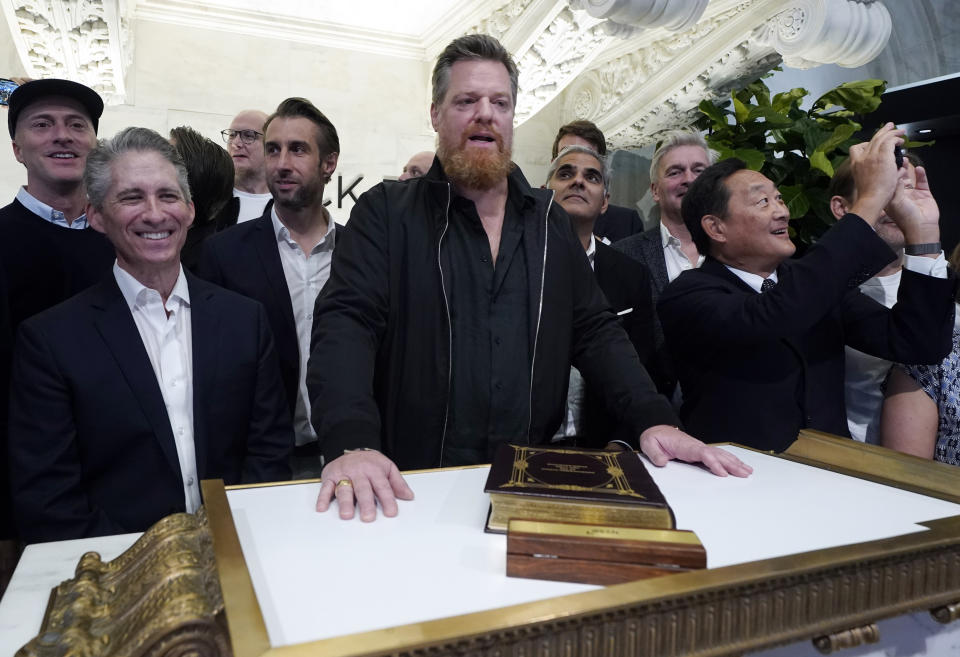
[[222, 109, 272, 223]]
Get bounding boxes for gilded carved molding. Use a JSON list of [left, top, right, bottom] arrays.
[[378, 542, 960, 657], [0, 0, 131, 104], [16, 510, 229, 657]]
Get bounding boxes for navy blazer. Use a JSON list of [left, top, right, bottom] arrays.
[[658, 215, 956, 452], [9, 272, 293, 543], [194, 208, 300, 421]]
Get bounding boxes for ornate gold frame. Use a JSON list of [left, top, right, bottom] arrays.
[[199, 431, 960, 657]]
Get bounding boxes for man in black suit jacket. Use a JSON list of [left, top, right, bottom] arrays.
[[9, 127, 293, 544], [545, 144, 666, 442], [196, 98, 340, 478], [551, 120, 643, 242], [658, 125, 955, 452], [0, 80, 116, 548]]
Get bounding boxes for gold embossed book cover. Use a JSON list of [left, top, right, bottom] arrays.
[[483, 444, 675, 533]]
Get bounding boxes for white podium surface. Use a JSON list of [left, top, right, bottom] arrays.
[[3, 446, 960, 656], [227, 447, 960, 648]]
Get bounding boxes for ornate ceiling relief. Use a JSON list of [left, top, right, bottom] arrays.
[[539, 0, 892, 147], [1, 0, 131, 104]]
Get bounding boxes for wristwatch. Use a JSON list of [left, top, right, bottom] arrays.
[[904, 242, 941, 256]]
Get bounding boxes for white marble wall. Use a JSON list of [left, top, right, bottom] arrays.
[[0, 20, 438, 224]]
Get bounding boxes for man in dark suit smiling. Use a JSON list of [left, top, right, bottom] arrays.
[[9, 127, 293, 544]]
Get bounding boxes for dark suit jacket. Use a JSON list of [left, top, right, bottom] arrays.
[[613, 225, 676, 396], [658, 215, 956, 452], [594, 204, 644, 243], [580, 242, 660, 445], [9, 273, 293, 543], [0, 199, 114, 540], [194, 207, 300, 421]]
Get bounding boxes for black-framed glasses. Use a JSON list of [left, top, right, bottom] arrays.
[[221, 129, 263, 145]]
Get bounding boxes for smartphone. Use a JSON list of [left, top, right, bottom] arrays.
[[894, 144, 904, 170], [0, 78, 18, 106]]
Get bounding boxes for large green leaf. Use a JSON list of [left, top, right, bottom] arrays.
[[780, 184, 810, 219], [747, 105, 794, 127], [772, 87, 807, 114], [814, 124, 857, 155], [731, 148, 766, 171], [812, 79, 886, 114], [745, 79, 771, 107], [795, 116, 830, 156], [697, 99, 729, 128], [733, 96, 750, 124], [808, 150, 834, 177]]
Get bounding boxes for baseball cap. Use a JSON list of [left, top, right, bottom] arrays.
[[7, 78, 104, 138]]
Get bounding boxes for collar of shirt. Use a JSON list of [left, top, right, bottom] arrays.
[[114, 261, 191, 313], [724, 265, 779, 294], [271, 205, 336, 253], [16, 186, 88, 229], [659, 220, 681, 249], [586, 233, 597, 271]]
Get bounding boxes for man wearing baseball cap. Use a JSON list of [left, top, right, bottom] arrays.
[[0, 79, 113, 580]]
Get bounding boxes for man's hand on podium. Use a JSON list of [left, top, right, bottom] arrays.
[[316, 450, 414, 522], [638, 425, 754, 478]]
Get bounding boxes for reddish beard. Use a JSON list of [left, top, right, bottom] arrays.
[[438, 125, 514, 190]]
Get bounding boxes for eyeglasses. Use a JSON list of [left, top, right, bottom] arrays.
[[221, 129, 263, 145]]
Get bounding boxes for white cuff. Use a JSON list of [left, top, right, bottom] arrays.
[[903, 252, 947, 278]]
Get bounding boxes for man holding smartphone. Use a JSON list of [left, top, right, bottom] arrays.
[[657, 124, 955, 453], [0, 79, 114, 564]]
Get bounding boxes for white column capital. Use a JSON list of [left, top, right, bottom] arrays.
[[764, 0, 891, 68]]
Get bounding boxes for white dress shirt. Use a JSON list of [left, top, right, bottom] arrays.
[[660, 221, 704, 282], [16, 186, 88, 229], [844, 270, 901, 443], [113, 263, 200, 512], [272, 207, 336, 445], [554, 235, 597, 440], [234, 189, 273, 223]]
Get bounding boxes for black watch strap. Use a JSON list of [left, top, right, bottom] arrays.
[[904, 242, 941, 256]]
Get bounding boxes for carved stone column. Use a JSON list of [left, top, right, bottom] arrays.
[[0, 0, 131, 104], [762, 0, 892, 68]]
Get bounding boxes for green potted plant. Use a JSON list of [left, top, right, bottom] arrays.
[[694, 76, 888, 249]]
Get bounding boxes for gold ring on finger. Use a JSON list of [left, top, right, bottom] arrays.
[[336, 479, 353, 488]]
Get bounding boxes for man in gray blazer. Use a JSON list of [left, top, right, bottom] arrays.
[[613, 131, 716, 400], [614, 130, 715, 300]]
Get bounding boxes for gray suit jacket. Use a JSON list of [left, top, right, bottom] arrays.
[[613, 226, 668, 302]]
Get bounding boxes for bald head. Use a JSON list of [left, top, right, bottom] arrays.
[[399, 151, 434, 181], [227, 109, 269, 193]]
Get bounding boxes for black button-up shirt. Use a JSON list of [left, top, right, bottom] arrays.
[[441, 187, 530, 466]]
